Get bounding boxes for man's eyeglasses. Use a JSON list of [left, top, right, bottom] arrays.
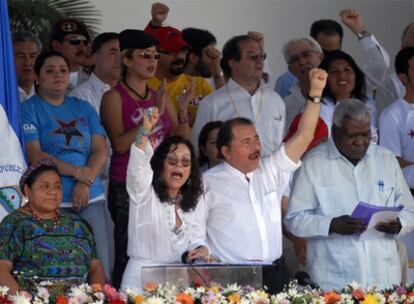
[[246, 53, 267, 61], [64, 37, 88, 46], [166, 154, 192, 167], [288, 50, 319, 65], [139, 52, 161, 60]]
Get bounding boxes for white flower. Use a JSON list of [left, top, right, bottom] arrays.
[[348, 281, 361, 290], [144, 296, 166, 304], [91, 301, 104, 304], [10, 293, 31, 304], [338, 294, 353, 304], [36, 287, 50, 300], [0, 286, 9, 296], [223, 284, 241, 294]]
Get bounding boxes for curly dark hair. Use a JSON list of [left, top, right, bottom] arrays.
[[150, 136, 203, 212], [319, 50, 367, 102]]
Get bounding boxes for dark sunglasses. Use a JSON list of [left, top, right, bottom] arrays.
[[139, 52, 161, 60], [64, 38, 88, 46], [166, 154, 192, 167]]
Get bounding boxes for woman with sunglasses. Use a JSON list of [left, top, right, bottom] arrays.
[[121, 106, 209, 292], [100, 29, 192, 287], [21, 50, 114, 282]]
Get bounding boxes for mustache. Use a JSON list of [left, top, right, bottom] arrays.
[[171, 59, 185, 65]]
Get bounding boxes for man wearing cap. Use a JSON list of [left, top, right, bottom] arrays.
[[12, 32, 42, 102], [146, 25, 214, 129], [50, 18, 91, 92]]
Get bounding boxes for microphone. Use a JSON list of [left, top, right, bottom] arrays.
[[294, 271, 320, 289]]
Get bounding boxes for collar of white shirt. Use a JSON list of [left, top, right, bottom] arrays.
[[88, 72, 111, 93], [228, 77, 266, 97], [223, 161, 254, 183]]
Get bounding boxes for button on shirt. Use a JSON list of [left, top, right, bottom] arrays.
[[379, 98, 414, 188], [285, 138, 414, 290], [203, 145, 300, 263], [192, 78, 285, 157]]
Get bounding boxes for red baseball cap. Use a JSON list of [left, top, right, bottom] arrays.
[[145, 26, 190, 53], [283, 113, 329, 152]]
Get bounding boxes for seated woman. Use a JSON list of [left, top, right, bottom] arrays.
[[198, 121, 223, 172], [318, 50, 378, 141], [0, 159, 105, 294], [121, 107, 209, 292], [21, 50, 114, 281]]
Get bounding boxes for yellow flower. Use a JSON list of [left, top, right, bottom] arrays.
[[135, 294, 145, 304], [228, 293, 241, 303], [361, 293, 380, 304], [209, 286, 220, 294]]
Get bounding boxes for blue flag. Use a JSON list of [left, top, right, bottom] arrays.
[[0, 1, 26, 219]]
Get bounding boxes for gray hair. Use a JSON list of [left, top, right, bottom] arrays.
[[282, 36, 322, 64], [401, 22, 414, 48], [332, 99, 371, 128], [12, 31, 42, 52]]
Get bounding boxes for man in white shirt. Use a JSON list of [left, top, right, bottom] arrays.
[[203, 68, 327, 293], [49, 18, 91, 92], [379, 46, 414, 283], [376, 22, 414, 117], [285, 99, 414, 291], [71, 32, 120, 113], [12, 32, 41, 102], [192, 35, 285, 157]]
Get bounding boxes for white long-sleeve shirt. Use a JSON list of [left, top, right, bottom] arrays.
[[192, 78, 286, 157], [203, 145, 300, 263], [122, 143, 207, 290], [285, 138, 414, 290], [379, 98, 414, 188]]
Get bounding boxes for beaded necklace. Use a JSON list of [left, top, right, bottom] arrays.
[[24, 204, 61, 231]]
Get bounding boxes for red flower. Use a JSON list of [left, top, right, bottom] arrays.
[[109, 299, 126, 304], [352, 289, 365, 301], [0, 295, 12, 304], [56, 295, 68, 304]]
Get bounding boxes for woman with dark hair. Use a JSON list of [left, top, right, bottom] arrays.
[[21, 50, 114, 281], [121, 106, 209, 292], [198, 121, 223, 171], [0, 159, 105, 294], [101, 29, 192, 287], [318, 50, 377, 140]]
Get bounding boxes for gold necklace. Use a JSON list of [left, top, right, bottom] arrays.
[[227, 84, 264, 121]]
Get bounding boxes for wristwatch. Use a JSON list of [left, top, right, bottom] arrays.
[[307, 95, 322, 104], [357, 30, 369, 40]]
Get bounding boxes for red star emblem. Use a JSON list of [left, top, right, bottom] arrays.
[[50, 119, 83, 145], [409, 129, 414, 139]]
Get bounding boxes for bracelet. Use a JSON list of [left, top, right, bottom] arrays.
[[178, 114, 189, 124], [135, 125, 151, 146]]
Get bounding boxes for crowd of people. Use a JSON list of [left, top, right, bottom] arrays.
[[2, 1, 414, 295]]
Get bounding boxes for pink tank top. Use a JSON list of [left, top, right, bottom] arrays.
[[109, 83, 171, 182]]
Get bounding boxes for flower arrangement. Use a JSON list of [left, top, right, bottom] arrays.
[[1, 280, 414, 304]]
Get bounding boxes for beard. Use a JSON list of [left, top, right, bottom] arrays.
[[169, 59, 186, 76]]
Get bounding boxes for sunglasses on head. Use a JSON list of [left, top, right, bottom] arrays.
[[64, 37, 88, 46], [139, 52, 161, 60], [166, 154, 192, 167]]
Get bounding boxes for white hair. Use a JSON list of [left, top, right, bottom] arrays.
[[332, 99, 371, 128], [282, 36, 322, 64]]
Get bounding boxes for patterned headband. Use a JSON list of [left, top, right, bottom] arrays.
[[19, 158, 58, 193]]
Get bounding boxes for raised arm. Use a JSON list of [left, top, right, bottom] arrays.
[[284, 68, 327, 162]]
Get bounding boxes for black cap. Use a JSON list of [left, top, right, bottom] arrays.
[[50, 19, 90, 42], [119, 29, 159, 51]]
